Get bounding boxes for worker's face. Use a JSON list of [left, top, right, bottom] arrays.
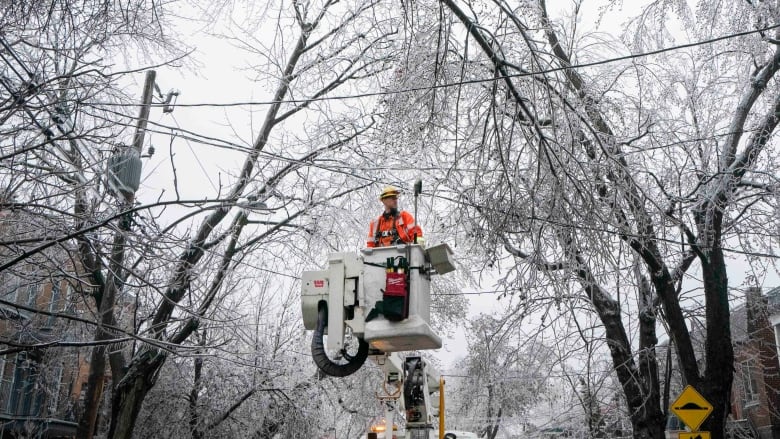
[[381, 195, 398, 211]]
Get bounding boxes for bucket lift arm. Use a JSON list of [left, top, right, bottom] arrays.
[[369, 353, 443, 438]]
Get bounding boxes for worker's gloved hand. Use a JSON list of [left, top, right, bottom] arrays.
[[415, 237, 425, 247]]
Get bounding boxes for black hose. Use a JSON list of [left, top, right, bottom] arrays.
[[403, 357, 421, 404], [311, 302, 368, 377]]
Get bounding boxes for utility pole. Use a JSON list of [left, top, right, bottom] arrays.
[[106, 70, 155, 203], [77, 70, 155, 439], [132, 70, 156, 154]]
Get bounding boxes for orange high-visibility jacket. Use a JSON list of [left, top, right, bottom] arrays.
[[366, 210, 423, 248]]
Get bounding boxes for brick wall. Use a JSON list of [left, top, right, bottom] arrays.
[[734, 288, 780, 438]]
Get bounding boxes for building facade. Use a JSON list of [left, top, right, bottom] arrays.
[[725, 287, 780, 438], [0, 271, 90, 438]]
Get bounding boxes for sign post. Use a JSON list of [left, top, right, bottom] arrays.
[[670, 385, 713, 438]]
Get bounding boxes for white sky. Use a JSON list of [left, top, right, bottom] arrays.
[[131, 0, 779, 370]]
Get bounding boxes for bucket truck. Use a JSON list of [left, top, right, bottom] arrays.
[[300, 243, 459, 438]]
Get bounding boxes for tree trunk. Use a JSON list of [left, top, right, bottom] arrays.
[[77, 349, 107, 438], [108, 351, 165, 439], [697, 244, 734, 439], [487, 406, 502, 439], [77, 212, 132, 438], [635, 272, 665, 439], [189, 334, 205, 439], [109, 375, 151, 439]]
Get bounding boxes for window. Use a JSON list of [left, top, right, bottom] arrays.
[[46, 279, 62, 327], [49, 279, 61, 310], [0, 355, 7, 410], [25, 282, 38, 307], [48, 365, 63, 415], [774, 323, 780, 368], [64, 282, 79, 314], [741, 359, 760, 406], [6, 353, 44, 416], [1, 275, 20, 304]]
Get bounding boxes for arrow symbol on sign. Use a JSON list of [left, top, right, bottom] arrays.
[[675, 402, 709, 411]]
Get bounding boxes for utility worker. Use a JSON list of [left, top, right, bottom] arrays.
[[366, 186, 423, 248]]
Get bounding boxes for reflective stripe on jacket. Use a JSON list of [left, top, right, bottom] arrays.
[[366, 210, 423, 248]]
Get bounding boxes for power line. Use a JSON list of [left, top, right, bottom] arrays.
[[4, 25, 779, 265], [168, 112, 219, 193], [433, 290, 502, 296], [441, 371, 619, 380], [82, 23, 780, 110]]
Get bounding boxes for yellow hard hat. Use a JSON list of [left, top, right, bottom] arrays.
[[379, 186, 401, 199]]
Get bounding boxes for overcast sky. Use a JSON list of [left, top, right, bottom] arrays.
[[132, 0, 779, 369]]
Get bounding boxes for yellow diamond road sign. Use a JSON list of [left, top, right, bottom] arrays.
[[679, 432, 710, 439], [671, 385, 713, 431]]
